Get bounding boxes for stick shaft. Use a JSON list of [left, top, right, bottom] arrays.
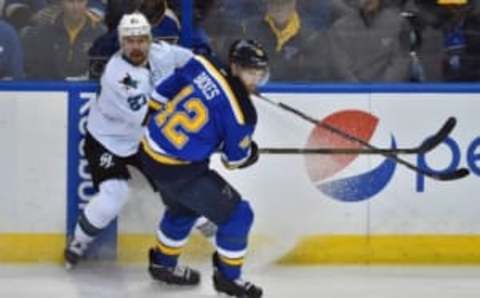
[[260, 147, 421, 155], [255, 93, 469, 181]]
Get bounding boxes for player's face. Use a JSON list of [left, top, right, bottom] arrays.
[[121, 35, 151, 66], [232, 64, 269, 93]]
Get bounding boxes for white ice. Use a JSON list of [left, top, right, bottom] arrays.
[[1, 264, 480, 298]]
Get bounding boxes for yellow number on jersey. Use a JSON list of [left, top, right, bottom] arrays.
[[161, 98, 209, 149], [154, 86, 209, 149]]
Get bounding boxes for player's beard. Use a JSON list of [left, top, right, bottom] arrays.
[[128, 49, 148, 66]]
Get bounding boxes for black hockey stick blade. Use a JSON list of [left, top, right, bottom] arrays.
[[416, 117, 456, 153], [427, 168, 470, 181]]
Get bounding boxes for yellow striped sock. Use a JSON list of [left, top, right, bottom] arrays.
[[219, 255, 245, 267], [156, 241, 183, 256]]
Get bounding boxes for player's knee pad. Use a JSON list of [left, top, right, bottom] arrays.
[[158, 210, 198, 242], [82, 179, 130, 230], [216, 200, 254, 252]]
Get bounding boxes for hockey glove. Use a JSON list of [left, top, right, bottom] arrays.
[[238, 141, 259, 169]]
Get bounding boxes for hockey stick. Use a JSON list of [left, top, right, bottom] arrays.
[[259, 146, 433, 155], [254, 93, 469, 181], [259, 117, 456, 155]]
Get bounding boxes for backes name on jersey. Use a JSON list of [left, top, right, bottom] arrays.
[[193, 72, 220, 100]]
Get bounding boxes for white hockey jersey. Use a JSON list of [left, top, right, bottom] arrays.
[[87, 42, 193, 157]]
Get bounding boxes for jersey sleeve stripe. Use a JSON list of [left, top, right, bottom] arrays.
[[148, 99, 163, 110], [194, 56, 245, 125]]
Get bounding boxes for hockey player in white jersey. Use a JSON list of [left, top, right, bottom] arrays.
[[64, 11, 214, 268]]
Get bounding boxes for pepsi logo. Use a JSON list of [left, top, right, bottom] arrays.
[[304, 110, 397, 202]]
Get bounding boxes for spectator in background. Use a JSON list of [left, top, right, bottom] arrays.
[[28, 1, 64, 26], [2, 0, 46, 30], [242, 0, 319, 82], [145, 0, 180, 44], [86, 0, 105, 19], [299, 0, 352, 29], [212, 0, 262, 20], [0, 19, 24, 79], [325, 0, 411, 82], [88, 0, 181, 79], [21, 0, 105, 80], [435, 0, 480, 81], [225, 0, 259, 15], [167, 0, 215, 56], [2, 0, 104, 30], [398, 0, 444, 81], [399, 0, 480, 81], [202, 0, 245, 65], [101, 0, 134, 32]]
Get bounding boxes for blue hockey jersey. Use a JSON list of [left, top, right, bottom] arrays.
[[142, 55, 257, 169]]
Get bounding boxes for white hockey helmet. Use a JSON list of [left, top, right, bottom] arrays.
[[118, 12, 152, 40]]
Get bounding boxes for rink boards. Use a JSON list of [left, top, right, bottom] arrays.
[[1, 82, 480, 264]]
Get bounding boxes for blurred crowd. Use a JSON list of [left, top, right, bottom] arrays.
[[2, 0, 480, 82]]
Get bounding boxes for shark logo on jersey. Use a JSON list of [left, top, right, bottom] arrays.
[[120, 73, 138, 90], [99, 153, 115, 169]]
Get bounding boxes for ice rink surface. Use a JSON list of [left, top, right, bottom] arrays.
[[1, 264, 480, 298]]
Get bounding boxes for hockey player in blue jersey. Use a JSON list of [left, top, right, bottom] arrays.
[[139, 39, 269, 298]]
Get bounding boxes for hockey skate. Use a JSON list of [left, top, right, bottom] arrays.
[[64, 239, 88, 270], [212, 253, 263, 298], [148, 248, 200, 286]]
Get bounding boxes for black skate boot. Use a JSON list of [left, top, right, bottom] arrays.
[[64, 239, 88, 270], [148, 248, 200, 286], [212, 253, 263, 298]]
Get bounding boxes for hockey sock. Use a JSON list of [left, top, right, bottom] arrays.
[[152, 210, 197, 268], [215, 200, 254, 280], [73, 179, 129, 244], [215, 253, 245, 280]]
